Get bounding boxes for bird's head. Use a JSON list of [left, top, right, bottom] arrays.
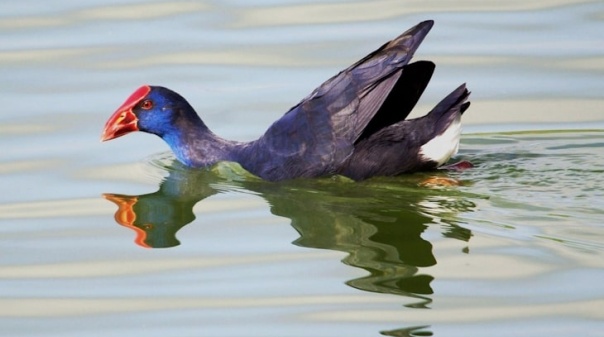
[[101, 85, 202, 142]]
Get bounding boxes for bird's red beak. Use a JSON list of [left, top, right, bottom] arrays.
[[100, 109, 138, 141], [101, 85, 151, 141]]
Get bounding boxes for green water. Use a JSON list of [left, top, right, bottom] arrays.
[[109, 130, 604, 253], [4, 131, 602, 336], [89, 130, 604, 336], [460, 131, 604, 251]]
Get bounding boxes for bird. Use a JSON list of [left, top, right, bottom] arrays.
[[101, 20, 471, 182]]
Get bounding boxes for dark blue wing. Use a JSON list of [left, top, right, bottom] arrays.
[[238, 21, 434, 181]]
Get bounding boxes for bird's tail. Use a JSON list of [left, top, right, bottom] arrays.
[[416, 84, 471, 166], [427, 84, 471, 137]]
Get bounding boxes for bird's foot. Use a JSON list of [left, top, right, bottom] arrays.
[[439, 160, 474, 171], [419, 176, 461, 187]]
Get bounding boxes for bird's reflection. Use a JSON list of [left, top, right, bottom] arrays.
[[104, 161, 475, 321]]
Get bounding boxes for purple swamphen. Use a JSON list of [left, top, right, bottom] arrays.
[[101, 20, 471, 181]]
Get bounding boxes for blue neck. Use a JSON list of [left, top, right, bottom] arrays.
[[161, 124, 241, 168]]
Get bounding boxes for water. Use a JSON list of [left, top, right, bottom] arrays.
[[2, 1, 604, 336]]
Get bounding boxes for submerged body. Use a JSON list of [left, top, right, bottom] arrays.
[[101, 20, 471, 181]]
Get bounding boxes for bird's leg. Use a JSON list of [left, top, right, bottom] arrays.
[[439, 160, 473, 171]]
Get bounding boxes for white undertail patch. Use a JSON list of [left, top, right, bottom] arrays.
[[419, 117, 461, 166]]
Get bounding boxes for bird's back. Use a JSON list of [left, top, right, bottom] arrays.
[[236, 21, 436, 181]]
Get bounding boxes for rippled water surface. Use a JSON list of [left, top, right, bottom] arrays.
[[2, 1, 604, 337]]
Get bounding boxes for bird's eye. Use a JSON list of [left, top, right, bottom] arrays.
[[140, 99, 153, 110]]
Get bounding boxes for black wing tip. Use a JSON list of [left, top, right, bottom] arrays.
[[418, 20, 435, 29], [408, 60, 436, 73], [408, 20, 435, 38], [387, 20, 435, 56]]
